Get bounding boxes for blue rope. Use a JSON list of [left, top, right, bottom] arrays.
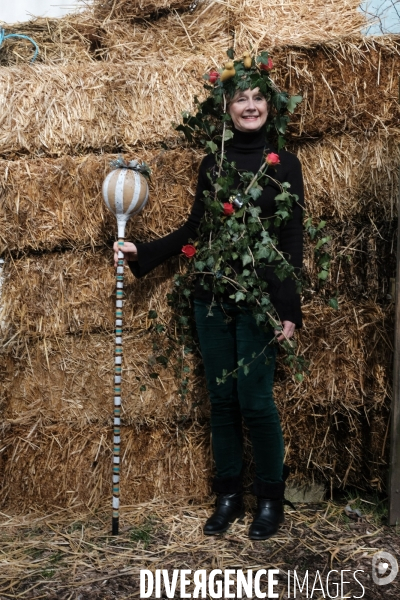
[[0, 28, 39, 63]]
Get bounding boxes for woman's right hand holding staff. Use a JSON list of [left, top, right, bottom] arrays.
[[113, 241, 138, 267]]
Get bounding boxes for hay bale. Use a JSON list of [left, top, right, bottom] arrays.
[[0, 316, 207, 426], [303, 220, 397, 303], [0, 149, 199, 254], [276, 300, 392, 491], [0, 38, 398, 157], [0, 250, 177, 339], [295, 131, 400, 221], [232, 0, 365, 51], [100, 5, 230, 63], [92, 0, 193, 22], [0, 15, 101, 66], [0, 421, 212, 511], [0, 61, 206, 156]]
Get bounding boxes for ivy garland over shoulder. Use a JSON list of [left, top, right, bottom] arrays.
[[148, 49, 332, 395]]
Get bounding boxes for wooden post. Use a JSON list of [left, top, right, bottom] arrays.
[[389, 82, 400, 524], [389, 189, 400, 524]]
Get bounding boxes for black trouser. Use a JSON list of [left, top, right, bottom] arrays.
[[194, 299, 284, 491]]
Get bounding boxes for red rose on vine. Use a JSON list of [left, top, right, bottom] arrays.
[[265, 152, 280, 166], [182, 244, 196, 257], [260, 58, 273, 71], [209, 70, 220, 84], [223, 203, 235, 216]]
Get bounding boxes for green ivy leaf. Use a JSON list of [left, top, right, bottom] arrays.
[[315, 236, 331, 250], [249, 186, 263, 200], [328, 298, 339, 310], [206, 141, 218, 154], [223, 129, 234, 141], [274, 192, 290, 202], [235, 291, 246, 302], [287, 95, 303, 113]]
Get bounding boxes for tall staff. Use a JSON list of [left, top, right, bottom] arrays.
[[102, 157, 150, 535]]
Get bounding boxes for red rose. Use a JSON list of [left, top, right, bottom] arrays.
[[222, 202, 235, 216], [265, 152, 280, 166], [260, 58, 273, 71], [209, 70, 220, 84], [182, 244, 196, 258]]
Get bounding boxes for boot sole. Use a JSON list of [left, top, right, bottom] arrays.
[[203, 511, 245, 535], [248, 529, 279, 540], [248, 516, 284, 540]]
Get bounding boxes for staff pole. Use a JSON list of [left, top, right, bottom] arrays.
[[102, 158, 150, 535]]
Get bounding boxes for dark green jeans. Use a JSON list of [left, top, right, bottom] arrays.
[[194, 299, 284, 485]]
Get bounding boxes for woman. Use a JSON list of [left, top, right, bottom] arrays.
[[114, 53, 304, 540]]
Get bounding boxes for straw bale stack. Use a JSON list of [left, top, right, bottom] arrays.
[[0, 294, 392, 490], [0, 422, 212, 511], [0, 0, 398, 507], [0, 38, 399, 157], [0, 0, 367, 69], [275, 300, 392, 490]]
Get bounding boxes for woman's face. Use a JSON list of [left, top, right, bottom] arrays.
[[227, 88, 268, 132]]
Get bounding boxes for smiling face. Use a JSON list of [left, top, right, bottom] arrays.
[[227, 88, 268, 132]]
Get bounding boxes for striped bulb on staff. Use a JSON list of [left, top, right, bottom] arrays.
[[102, 166, 149, 238]]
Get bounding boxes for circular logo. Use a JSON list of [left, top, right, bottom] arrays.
[[372, 551, 398, 586]]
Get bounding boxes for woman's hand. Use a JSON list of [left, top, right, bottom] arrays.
[[274, 320, 296, 343], [113, 241, 138, 267]]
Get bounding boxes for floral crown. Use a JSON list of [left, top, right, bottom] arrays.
[[177, 49, 302, 150]]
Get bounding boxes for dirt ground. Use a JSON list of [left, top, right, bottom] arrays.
[[0, 496, 399, 599]]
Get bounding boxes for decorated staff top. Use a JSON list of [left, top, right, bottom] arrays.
[[102, 156, 151, 237]]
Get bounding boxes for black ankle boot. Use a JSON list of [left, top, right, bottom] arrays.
[[203, 493, 244, 535], [249, 475, 293, 541], [248, 498, 284, 540]]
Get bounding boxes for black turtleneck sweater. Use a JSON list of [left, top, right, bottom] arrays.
[[129, 127, 304, 327]]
